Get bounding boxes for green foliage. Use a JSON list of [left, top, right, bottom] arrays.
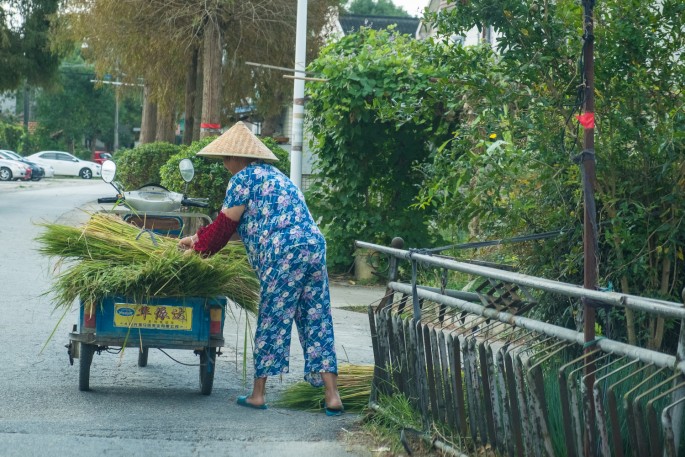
[[310, 0, 684, 347], [306, 28, 451, 270], [114, 142, 181, 190], [0, 0, 61, 91], [346, 0, 411, 17], [0, 122, 24, 151], [410, 0, 685, 346], [159, 135, 291, 214], [159, 137, 230, 214], [260, 136, 291, 172], [34, 57, 142, 154]]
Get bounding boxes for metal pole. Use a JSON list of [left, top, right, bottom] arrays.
[[114, 85, 120, 151], [23, 83, 29, 130], [672, 287, 685, 456], [289, 0, 307, 189], [355, 241, 685, 318], [580, 1, 598, 455]]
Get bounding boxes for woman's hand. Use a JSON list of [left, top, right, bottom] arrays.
[[178, 234, 198, 251]]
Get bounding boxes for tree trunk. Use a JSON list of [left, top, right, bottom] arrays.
[[653, 255, 672, 350], [140, 85, 158, 144], [605, 204, 637, 345], [193, 46, 204, 142], [200, 19, 222, 139], [182, 48, 199, 145], [155, 105, 176, 143]]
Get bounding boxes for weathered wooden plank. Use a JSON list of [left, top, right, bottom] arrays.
[[415, 320, 430, 421], [423, 324, 439, 423], [505, 348, 525, 457], [497, 345, 515, 457], [448, 333, 468, 436], [367, 306, 382, 403], [430, 327, 446, 424], [478, 340, 496, 445], [439, 330, 456, 430], [392, 314, 407, 394]]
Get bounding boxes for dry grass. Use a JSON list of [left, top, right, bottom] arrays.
[[37, 213, 259, 313]]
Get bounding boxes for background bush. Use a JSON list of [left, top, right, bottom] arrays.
[[114, 142, 181, 190], [159, 135, 290, 214], [0, 122, 25, 152]]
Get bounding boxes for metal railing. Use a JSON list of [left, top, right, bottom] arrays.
[[357, 239, 685, 457]]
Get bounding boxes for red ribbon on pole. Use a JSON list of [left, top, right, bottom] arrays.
[[575, 112, 595, 129], [200, 123, 221, 130]]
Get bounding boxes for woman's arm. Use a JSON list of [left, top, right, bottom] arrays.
[[178, 205, 245, 256]]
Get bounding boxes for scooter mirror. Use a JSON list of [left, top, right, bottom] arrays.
[[179, 158, 195, 183], [101, 160, 117, 183]]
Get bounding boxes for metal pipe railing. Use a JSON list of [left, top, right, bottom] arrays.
[[355, 241, 685, 319], [388, 281, 681, 372]]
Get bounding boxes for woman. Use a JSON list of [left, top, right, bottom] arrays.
[[178, 122, 343, 415]]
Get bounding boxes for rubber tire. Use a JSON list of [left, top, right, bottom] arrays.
[[31, 176, 42, 181], [0, 167, 12, 181], [138, 347, 149, 367], [79, 168, 93, 179], [199, 347, 216, 395], [79, 343, 96, 391]]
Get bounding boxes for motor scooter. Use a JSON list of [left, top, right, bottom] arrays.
[[67, 159, 227, 395]]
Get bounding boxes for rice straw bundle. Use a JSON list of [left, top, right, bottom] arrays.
[[274, 364, 373, 412], [37, 213, 259, 313]]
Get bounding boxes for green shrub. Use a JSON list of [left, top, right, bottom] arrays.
[[260, 136, 291, 173], [159, 135, 291, 214], [160, 138, 230, 214], [114, 142, 181, 190], [73, 147, 90, 160], [0, 123, 25, 152]]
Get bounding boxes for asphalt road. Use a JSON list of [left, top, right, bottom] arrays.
[[0, 179, 382, 457]]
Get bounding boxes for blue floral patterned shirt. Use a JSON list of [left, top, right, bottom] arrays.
[[223, 163, 324, 274]]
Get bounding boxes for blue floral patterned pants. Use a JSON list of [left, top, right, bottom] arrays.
[[254, 243, 338, 387]]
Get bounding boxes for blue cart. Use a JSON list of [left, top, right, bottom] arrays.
[[66, 158, 227, 394], [68, 295, 228, 394]]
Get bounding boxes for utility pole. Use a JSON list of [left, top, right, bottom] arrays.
[[579, 1, 598, 455], [289, 0, 307, 189], [23, 83, 30, 130], [114, 83, 120, 151]]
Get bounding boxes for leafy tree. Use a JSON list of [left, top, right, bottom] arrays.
[[306, 28, 452, 270], [309, 0, 684, 349], [33, 57, 142, 154], [346, 0, 410, 17], [413, 0, 685, 349], [53, 0, 340, 142], [0, 0, 61, 90]]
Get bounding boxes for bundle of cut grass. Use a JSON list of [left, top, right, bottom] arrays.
[[274, 364, 373, 412], [37, 213, 259, 313]]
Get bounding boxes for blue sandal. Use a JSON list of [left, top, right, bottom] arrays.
[[324, 404, 344, 416], [237, 395, 268, 410]]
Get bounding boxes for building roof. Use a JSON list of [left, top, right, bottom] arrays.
[[338, 14, 420, 37]]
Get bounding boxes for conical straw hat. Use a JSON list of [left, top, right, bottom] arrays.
[[197, 121, 279, 162]]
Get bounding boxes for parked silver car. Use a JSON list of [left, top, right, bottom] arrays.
[[0, 149, 54, 180], [0, 158, 32, 181], [27, 151, 101, 179]]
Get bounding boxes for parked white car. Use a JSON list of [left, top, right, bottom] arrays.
[[0, 158, 32, 181], [27, 151, 101, 179]]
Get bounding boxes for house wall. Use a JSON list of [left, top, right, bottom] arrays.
[[0, 92, 17, 116], [419, 0, 499, 47]]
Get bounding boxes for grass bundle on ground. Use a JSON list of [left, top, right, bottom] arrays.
[[37, 213, 259, 313], [274, 364, 372, 412]]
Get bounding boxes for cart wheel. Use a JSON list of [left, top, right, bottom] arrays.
[[199, 347, 216, 395], [79, 343, 96, 391], [138, 347, 149, 367]]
